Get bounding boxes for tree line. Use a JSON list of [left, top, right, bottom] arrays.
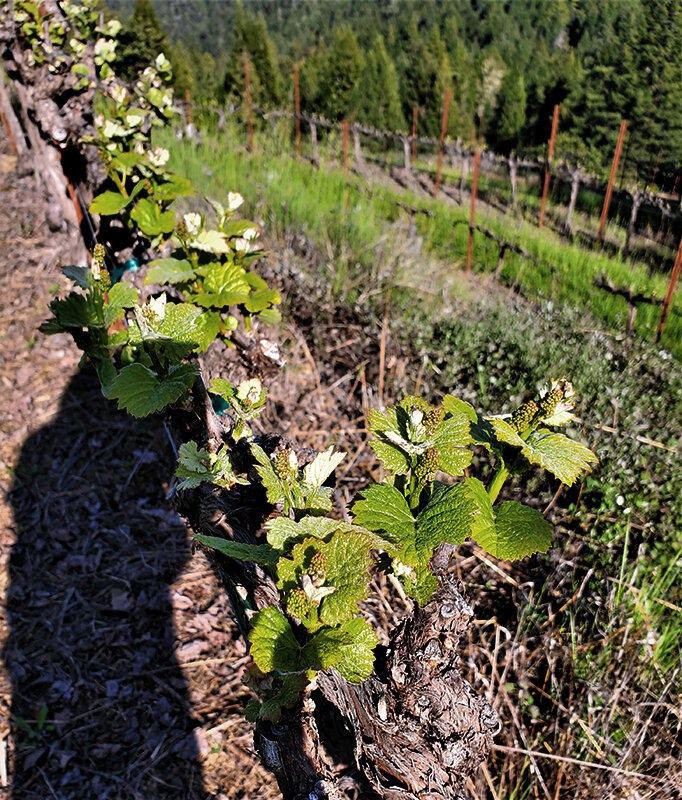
[[108, 0, 682, 178]]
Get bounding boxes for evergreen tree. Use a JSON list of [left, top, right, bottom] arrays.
[[223, 2, 281, 108], [113, 0, 169, 82], [354, 35, 403, 130], [318, 26, 364, 120], [492, 70, 527, 154]]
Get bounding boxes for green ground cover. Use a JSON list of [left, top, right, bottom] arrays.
[[161, 120, 681, 358]]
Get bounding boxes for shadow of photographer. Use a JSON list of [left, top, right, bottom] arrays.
[[4, 368, 206, 799]]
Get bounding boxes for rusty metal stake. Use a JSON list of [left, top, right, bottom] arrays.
[[434, 88, 451, 197], [539, 104, 559, 228], [655, 236, 682, 343], [598, 119, 627, 241], [342, 119, 349, 170], [243, 54, 254, 153], [294, 64, 301, 158]]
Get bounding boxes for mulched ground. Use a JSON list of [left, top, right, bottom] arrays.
[[0, 131, 284, 799]]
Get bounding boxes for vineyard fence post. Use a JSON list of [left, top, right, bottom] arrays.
[[655, 236, 682, 343], [402, 135, 411, 172], [508, 151, 518, 213], [624, 187, 643, 258], [539, 103, 559, 228], [565, 169, 581, 235], [598, 119, 628, 242], [353, 125, 362, 167], [310, 120, 319, 164], [293, 64, 301, 158]]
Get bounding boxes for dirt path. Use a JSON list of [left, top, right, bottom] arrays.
[[0, 133, 279, 799]]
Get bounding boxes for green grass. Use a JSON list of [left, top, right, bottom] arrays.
[[160, 119, 681, 358]]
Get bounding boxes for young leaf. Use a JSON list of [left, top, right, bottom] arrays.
[[175, 441, 248, 490], [144, 258, 196, 285], [415, 478, 495, 561], [131, 198, 175, 236], [90, 190, 130, 215], [194, 262, 250, 307], [491, 419, 598, 485], [47, 293, 102, 328], [332, 617, 378, 683], [248, 607, 302, 673], [104, 282, 139, 328], [473, 501, 552, 561], [369, 440, 410, 474], [301, 627, 354, 671], [351, 483, 415, 546], [523, 429, 599, 486], [442, 395, 477, 422], [107, 362, 197, 417], [303, 447, 345, 491], [250, 443, 285, 504], [433, 415, 473, 476], [317, 532, 374, 625], [193, 534, 278, 566], [62, 264, 94, 288], [266, 516, 387, 552]]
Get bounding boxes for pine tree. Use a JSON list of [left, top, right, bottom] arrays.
[[223, 1, 281, 108], [354, 35, 403, 130], [318, 26, 364, 121], [493, 71, 527, 155], [113, 0, 169, 82]]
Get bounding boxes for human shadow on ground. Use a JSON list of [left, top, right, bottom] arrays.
[[5, 369, 206, 800]]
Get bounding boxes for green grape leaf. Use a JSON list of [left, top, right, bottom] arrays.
[[195, 262, 250, 307], [107, 362, 197, 417], [175, 441, 248, 490], [224, 219, 259, 237], [351, 483, 415, 546], [367, 406, 400, 435], [400, 562, 439, 606], [523, 429, 599, 486], [266, 516, 389, 552], [193, 309, 222, 352], [62, 265, 94, 288], [305, 485, 334, 513], [46, 292, 102, 328], [317, 531, 374, 625], [191, 229, 230, 254], [145, 258, 196, 285], [370, 440, 410, 474], [470, 414, 500, 452], [250, 672, 311, 722], [250, 443, 285, 504], [473, 501, 553, 561], [433, 415, 473, 477], [489, 418, 526, 449], [442, 395, 477, 423], [248, 608, 302, 673], [257, 307, 282, 325], [90, 190, 130, 215], [303, 448, 345, 490], [193, 534, 278, 566], [301, 627, 353, 671], [94, 359, 117, 396], [243, 288, 281, 313], [154, 176, 193, 201], [332, 617, 378, 683], [131, 198, 175, 236], [415, 478, 494, 562], [490, 420, 598, 485], [104, 282, 139, 328]]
